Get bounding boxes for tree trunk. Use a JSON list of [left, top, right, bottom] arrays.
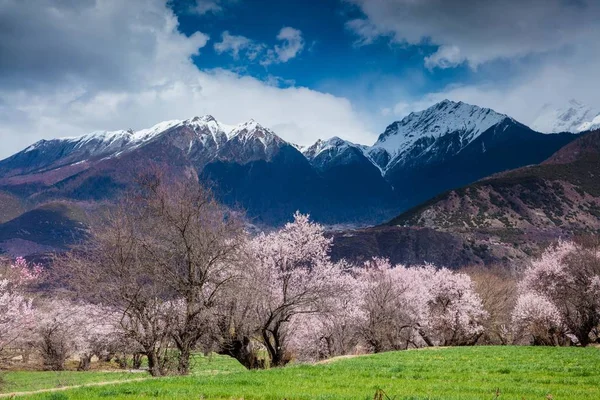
[[132, 353, 143, 369], [262, 327, 290, 368], [218, 337, 264, 369], [262, 329, 278, 367], [115, 353, 129, 369], [77, 354, 92, 371], [22, 350, 30, 364], [147, 351, 162, 377], [177, 347, 191, 375], [418, 329, 434, 347]]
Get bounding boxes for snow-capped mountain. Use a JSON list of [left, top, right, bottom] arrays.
[[303, 137, 374, 171], [0, 100, 581, 227], [579, 115, 600, 132], [0, 116, 237, 179], [531, 99, 600, 133], [215, 119, 289, 164], [22, 116, 233, 162], [23, 119, 182, 159], [370, 100, 513, 172], [373, 100, 577, 210]]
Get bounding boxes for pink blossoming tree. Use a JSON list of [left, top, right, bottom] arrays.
[[514, 240, 600, 346], [0, 257, 40, 361]]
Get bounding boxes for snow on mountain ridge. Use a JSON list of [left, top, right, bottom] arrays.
[[364, 100, 513, 173], [578, 115, 600, 132], [14, 100, 547, 177], [372, 100, 510, 160], [22, 116, 239, 162], [531, 99, 600, 133], [228, 119, 286, 149], [302, 136, 357, 160]]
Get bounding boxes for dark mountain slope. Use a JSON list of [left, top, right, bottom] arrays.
[[383, 116, 577, 210], [352, 129, 600, 267], [202, 144, 325, 225], [0, 202, 88, 253], [330, 226, 488, 269], [392, 130, 600, 232]]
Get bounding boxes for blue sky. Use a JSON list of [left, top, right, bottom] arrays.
[[0, 0, 599, 158], [170, 0, 473, 118]]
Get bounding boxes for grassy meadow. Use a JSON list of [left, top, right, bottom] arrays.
[[2, 346, 600, 400]]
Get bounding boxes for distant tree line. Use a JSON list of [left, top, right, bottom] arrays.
[[1, 174, 599, 375]]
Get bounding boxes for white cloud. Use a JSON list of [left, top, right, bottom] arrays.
[[0, 0, 373, 159], [387, 53, 600, 126], [192, 0, 223, 15], [346, 0, 600, 70], [214, 31, 265, 60], [349, 0, 600, 125], [345, 18, 384, 46], [215, 27, 305, 66], [270, 27, 305, 63], [424, 45, 465, 71]]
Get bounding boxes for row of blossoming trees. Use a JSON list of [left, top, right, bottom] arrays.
[[1, 176, 599, 375]]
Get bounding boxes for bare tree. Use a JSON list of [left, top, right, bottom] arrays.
[[466, 266, 518, 345], [135, 174, 248, 374], [54, 173, 247, 375]]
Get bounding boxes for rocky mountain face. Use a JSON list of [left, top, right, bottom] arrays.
[[370, 100, 577, 210], [0, 100, 588, 259], [366, 130, 600, 267], [330, 225, 486, 269]]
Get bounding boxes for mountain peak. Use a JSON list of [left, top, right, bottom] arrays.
[[214, 119, 290, 165], [190, 115, 217, 123], [303, 136, 356, 161], [230, 119, 277, 140], [183, 115, 234, 140], [233, 118, 263, 132], [226, 119, 287, 151], [373, 100, 510, 160]]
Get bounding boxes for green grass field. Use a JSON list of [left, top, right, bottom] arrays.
[[4, 346, 600, 400], [1, 370, 140, 394]]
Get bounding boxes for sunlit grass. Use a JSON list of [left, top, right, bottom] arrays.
[[10, 346, 600, 400]]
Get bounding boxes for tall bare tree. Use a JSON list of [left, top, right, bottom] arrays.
[[54, 173, 247, 375]]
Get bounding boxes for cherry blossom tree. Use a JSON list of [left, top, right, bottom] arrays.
[[0, 257, 40, 362], [133, 175, 247, 375], [212, 270, 266, 369], [215, 213, 350, 368], [54, 204, 177, 376], [419, 267, 488, 346], [515, 240, 600, 346], [248, 213, 350, 367], [353, 259, 487, 352], [354, 258, 425, 352], [287, 262, 361, 361], [35, 300, 116, 371], [511, 292, 565, 345]]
